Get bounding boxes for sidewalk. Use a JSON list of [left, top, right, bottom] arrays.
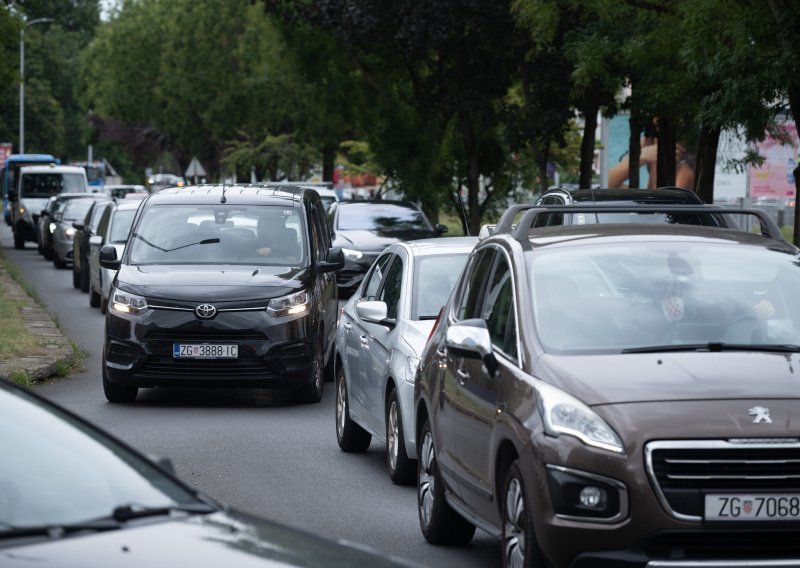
[[0, 265, 74, 382]]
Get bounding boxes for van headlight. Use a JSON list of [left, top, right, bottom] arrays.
[[267, 290, 309, 317], [110, 288, 148, 315], [535, 380, 624, 454]]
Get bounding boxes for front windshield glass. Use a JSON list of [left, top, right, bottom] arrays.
[[109, 209, 137, 243], [337, 203, 430, 233], [0, 386, 197, 529], [530, 243, 800, 354], [127, 204, 306, 265], [61, 199, 95, 222], [413, 254, 469, 319], [21, 173, 86, 198]]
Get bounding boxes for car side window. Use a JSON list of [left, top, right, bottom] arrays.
[[96, 207, 112, 239], [314, 202, 331, 249], [378, 257, 403, 320], [308, 208, 324, 262], [482, 253, 517, 358], [457, 249, 496, 320], [362, 254, 393, 300]]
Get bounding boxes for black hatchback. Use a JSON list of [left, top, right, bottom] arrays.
[[100, 185, 343, 404]]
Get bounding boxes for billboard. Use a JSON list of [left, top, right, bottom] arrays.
[[749, 121, 798, 199], [0, 143, 12, 171]]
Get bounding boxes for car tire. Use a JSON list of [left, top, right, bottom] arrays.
[[90, 279, 101, 308], [291, 337, 324, 404], [335, 364, 371, 452], [386, 388, 415, 485], [80, 263, 90, 293], [13, 228, 24, 250], [100, 294, 108, 315], [102, 366, 137, 403], [502, 461, 544, 568], [53, 251, 66, 269], [417, 418, 476, 545], [72, 267, 80, 288]]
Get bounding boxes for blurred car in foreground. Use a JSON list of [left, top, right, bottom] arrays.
[[72, 199, 112, 292], [51, 195, 109, 269], [88, 199, 140, 312], [0, 378, 415, 568], [415, 203, 800, 567], [327, 200, 447, 296], [335, 237, 476, 484]]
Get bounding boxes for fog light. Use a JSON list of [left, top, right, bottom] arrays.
[[579, 486, 607, 509]]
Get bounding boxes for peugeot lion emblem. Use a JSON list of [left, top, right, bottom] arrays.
[[195, 304, 217, 319], [748, 406, 772, 424]]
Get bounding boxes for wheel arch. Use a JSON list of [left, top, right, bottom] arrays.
[[494, 439, 520, 516]]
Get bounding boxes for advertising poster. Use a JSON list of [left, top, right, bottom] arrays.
[[749, 121, 798, 199], [0, 143, 12, 171]]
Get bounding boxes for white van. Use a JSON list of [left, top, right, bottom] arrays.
[[8, 164, 88, 249]]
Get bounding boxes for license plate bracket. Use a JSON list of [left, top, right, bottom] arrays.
[[172, 343, 238, 359], [705, 493, 800, 521]]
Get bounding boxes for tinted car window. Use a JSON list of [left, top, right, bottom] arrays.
[[457, 249, 496, 320], [483, 253, 516, 358], [362, 254, 393, 300], [90, 202, 110, 231], [379, 258, 404, 320], [337, 204, 430, 232], [61, 199, 94, 222], [109, 209, 137, 244]]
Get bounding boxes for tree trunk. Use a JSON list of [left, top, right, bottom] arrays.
[[628, 113, 641, 189], [579, 103, 599, 189], [693, 123, 720, 203], [656, 115, 676, 187], [322, 142, 337, 182]]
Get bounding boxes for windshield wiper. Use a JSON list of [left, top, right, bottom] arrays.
[[110, 502, 215, 522], [623, 342, 800, 354], [131, 233, 219, 253]]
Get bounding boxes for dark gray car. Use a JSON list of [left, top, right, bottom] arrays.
[[415, 203, 800, 567]]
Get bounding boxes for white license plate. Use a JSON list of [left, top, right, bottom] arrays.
[[705, 494, 800, 521], [173, 343, 238, 359]]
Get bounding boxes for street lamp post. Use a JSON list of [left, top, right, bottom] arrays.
[[19, 17, 53, 154]]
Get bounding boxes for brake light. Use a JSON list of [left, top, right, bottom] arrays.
[[428, 308, 443, 341]]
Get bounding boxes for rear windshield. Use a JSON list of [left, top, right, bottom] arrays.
[[337, 203, 430, 232], [21, 173, 86, 198], [61, 199, 95, 222]]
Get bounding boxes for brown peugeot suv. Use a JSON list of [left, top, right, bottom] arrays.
[[415, 204, 800, 567]]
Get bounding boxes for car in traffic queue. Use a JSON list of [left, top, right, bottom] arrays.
[[326, 200, 448, 297], [104, 184, 147, 200], [35, 195, 63, 259], [414, 202, 800, 567], [50, 195, 110, 269], [87, 199, 141, 313], [99, 185, 343, 404], [0, 378, 416, 568], [334, 237, 477, 484], [72, 199, 112, 292]]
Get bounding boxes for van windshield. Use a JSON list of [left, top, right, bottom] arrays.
[[21, 174, 86, 198]]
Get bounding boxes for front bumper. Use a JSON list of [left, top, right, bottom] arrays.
[[53, 235, 74, 263], [104, 304, 316, 390]]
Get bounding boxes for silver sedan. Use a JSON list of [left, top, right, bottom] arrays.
[[334, 237, 476, 484]]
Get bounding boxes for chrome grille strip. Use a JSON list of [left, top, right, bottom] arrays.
[[149, 304, 266, 312]]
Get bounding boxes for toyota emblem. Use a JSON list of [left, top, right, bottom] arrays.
[[195, 304, 217, 319]]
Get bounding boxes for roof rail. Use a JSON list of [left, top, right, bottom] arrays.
[[490, 204, 786, 242]]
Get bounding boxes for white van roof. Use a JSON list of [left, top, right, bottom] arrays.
[[19, 164, 87, 176]]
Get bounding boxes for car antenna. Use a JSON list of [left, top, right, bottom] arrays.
[[457, 188, 471, 236], [220, 177, 227, 204]]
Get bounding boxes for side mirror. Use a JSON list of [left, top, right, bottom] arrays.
[[435, 223, 448, 235], [319, 247, 345, 273], [89, 235, 103, 246], [73, 222, 85, 231], [40, 209, 49, 217], [356, 300, 395, 328], [445, 319, 497, 376], [99, 244, 120, 270]]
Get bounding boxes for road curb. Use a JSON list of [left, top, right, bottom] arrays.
[[0, 266, 74, 382]]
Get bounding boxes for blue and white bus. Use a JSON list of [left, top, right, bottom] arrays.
[[2, 153, 60, 225]]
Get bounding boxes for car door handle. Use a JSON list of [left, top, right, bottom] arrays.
[[456, 369, 469, 385], [360, 335, 369, 345], [343, 322, 352, 330]]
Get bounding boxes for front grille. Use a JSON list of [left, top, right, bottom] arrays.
[[646, 440, 800, 519], [644, 529, 800, 559], [136, 356, 277, 380], [145, 330, 267, 341]]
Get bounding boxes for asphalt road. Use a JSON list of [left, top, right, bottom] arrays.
[[0, 223, 501, 567]]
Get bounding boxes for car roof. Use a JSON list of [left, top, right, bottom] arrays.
[[147, 184, 316, 206], [399, 236, 478, 255], [18, 165, 87, 175], [542, 187, 704, 204], [113, 199, 144, 211], [335, 199, 421, 208]]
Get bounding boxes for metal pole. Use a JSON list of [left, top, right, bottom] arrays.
[[19, 27, 24, 154]]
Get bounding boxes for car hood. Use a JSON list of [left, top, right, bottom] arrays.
[[537, 351, 800, 407], [0, 511, 413, 568], [115, 264, 307, 302], [333, 229, 434, 252]]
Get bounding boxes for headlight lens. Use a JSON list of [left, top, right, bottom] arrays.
[[110, 288, 148, 315], [405, 356, 420, 384], [267, 290, 309, 317], [535, 381, 624, 454], [64, 227, 75, 240], [49, 222, 56, 233], [342, 248, 363, 261]]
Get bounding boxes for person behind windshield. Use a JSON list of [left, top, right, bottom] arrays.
[[255, 214, 298, 261]]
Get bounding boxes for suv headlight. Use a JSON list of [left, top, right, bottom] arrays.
[[535, 380, 624, 454], [110, 288, 148, 315], [267, 290, 309, 317], [342, 248, 363, 261]]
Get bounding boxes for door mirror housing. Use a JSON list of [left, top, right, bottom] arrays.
[[72, 222, 85, 231], [445, 319, 497, 376], [356, 300, 395, 327], [319, 247, 345, 273], [435, 223, 448, 235], [99, 244, 120, 270]]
